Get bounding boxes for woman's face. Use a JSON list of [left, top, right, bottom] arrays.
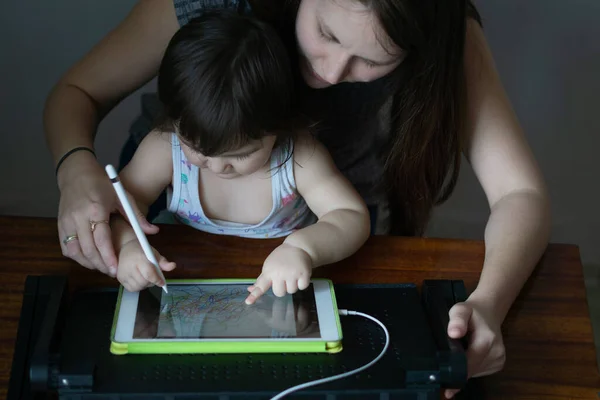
[[296, 0, 404, 89]]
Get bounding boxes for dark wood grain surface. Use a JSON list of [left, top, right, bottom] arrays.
[[0, 216, 598, 398]]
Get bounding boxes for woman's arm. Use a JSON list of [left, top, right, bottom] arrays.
[[463, 19, 551, 322], [445, 19, 551, 397], [45, 0, 179, 274], [46, 0, 178, 164]]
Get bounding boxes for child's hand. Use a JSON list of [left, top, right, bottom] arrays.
[[116, 239, 176, 292], [245, 243, 312, 305], [443, 299, 506, 399]]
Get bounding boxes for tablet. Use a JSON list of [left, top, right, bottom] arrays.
[[110, 279, 342, 355]]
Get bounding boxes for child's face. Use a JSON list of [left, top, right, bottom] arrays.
[[181, 136, 277, 179]]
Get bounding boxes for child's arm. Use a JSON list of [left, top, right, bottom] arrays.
[[285, 135, 371, 266], [111, 130, 173, 247], [111, 131, 176, 291], [246, 135, 370, 303]]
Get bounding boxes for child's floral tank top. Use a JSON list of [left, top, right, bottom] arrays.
[[166, 134, 317, 238]]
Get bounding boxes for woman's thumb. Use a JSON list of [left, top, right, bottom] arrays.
[[448, 302, 473, 338]]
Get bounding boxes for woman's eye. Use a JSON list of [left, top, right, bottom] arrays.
[[364, 60, 377, 69], [318, 27, 334, 43]]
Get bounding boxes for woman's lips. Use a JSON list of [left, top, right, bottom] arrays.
[[304, 58, 328, 84]]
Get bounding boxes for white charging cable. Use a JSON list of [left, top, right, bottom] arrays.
[[270, 309, 390, 400]]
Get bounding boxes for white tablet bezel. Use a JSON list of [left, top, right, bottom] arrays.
[[113, 279, 340, 343]]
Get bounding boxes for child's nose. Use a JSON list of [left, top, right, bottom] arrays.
[[207, 158, 228, 173], [195, 154, 209, 168]]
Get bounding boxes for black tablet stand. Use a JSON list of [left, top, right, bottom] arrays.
[[8, 275, 481, 399]]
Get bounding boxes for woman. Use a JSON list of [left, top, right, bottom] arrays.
[[43, 0, 551, 396]]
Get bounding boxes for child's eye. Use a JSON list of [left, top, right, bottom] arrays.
[[236, 154, 250, 161]]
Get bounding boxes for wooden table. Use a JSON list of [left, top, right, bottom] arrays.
[[0, 216, 598, 398]]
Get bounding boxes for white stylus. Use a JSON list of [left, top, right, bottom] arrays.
[[105, 164, 168, 294]]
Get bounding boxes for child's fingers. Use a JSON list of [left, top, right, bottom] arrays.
[[119, 276, 136, 292], [137, 262, 164, 287], [116, 265, 127, 282], [161, 262, 177, 272], [132, 263, 153, 287], [245, 275, 272, 305], [285, 279, 298, 294], [271, 279, 286, 297], [121, 273, 147, 292], [297, 275, 310, 291], [122, 282, 138, 293], [117, 266, 138, 292], [132, 273, 151, 291], [158, 255, 177, 271]]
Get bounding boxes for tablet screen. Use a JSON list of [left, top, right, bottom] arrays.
[[132, 284, 321, 339]]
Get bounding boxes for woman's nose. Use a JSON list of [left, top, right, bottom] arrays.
[[323, 51, 350, 84]]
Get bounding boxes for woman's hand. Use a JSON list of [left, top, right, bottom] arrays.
[[57, 152, 158, 276], [443, 298, 506, 399]]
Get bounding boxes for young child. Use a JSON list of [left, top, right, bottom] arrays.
[[110, 10, 370, 305]]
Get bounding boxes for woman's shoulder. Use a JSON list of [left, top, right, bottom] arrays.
[[173, 0, 285, 27], [174, 0, 252, 27]]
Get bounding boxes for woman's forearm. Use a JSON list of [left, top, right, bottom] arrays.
[[44, 0, 180, 179], [469, 190, 551, 320], [44, 82, 103, 160]]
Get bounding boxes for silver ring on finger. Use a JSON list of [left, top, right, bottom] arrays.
[[63, 234, 79, 245]]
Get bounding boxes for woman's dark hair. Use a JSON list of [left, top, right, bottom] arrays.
[[157, 10, 305, 156], [367, 0, 481, 236], [268, 0, 480, 236]]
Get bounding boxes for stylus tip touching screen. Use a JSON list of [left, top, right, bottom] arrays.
[[133, 284, 321, 339]]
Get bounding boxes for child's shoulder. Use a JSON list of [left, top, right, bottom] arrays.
[[139, 129, 174, 151], [291, 130, 347, 197], [120, 130, 174, 192], [132, 130, 174, 168], [292, 131, 332, 168]]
